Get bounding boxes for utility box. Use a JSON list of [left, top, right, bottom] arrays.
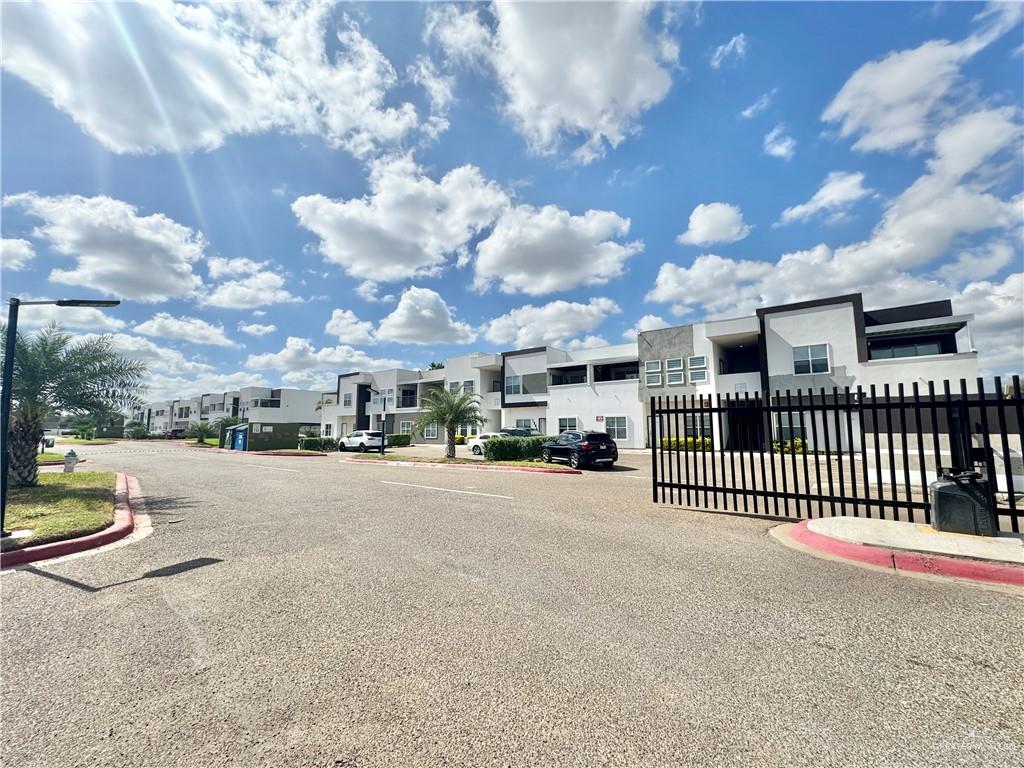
[[930, 470, 998, 537]]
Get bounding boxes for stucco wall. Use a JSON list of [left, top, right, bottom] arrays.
[[545, 379, 645, 448]]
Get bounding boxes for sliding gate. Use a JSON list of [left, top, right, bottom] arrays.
[[649, 376, 1024, 533]]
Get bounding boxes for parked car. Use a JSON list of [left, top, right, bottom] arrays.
[[541, 431, 618, 469], [467, 432, 505, 455], [338, 430, 386, 452], [499, 427, 539, 437]]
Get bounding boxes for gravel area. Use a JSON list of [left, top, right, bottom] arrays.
[[2, 440, 1022, 767]]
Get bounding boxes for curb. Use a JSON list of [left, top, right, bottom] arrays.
[[1, 472, 136, 570], [341, 458, 582, 475], [785, 519, 1024, 587], [37, 459, 88, 467], [251, 451, 327, 457]]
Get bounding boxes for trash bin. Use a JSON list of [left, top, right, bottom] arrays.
[[930, 469, 997, 536]]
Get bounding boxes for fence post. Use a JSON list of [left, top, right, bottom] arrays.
[[650, 396, 658, 503]]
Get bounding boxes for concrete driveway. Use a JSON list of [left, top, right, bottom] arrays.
[[2, 440, 1021, 767]]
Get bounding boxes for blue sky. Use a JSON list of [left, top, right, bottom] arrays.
[[2, 1, 1022, 400]]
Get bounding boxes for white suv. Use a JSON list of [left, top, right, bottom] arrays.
[[338, 430, 386, 452], [467, 432, 505, 455]]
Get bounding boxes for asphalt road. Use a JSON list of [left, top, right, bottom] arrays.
[[2, 441, 1022, 767]]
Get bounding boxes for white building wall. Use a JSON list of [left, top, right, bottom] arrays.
[[545, 379, 645, 448]]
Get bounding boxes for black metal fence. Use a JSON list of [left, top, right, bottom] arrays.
[[649, 376, 1023, 533]]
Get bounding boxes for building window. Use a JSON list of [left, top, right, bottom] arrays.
[[449, 381, 461, 393], [666, 358, 683, 371], [667, 371, 685, 385], [558, 417, 578, 433], [793, 344, 829, 375], [775, 413, 806, 442], [684, 413, 713, 438], [515, 418, 533, 430], [869, 340, 944, 360], [463, 380, 474, 394], [505, 375, 522, 395], [645, 373, 662, 386], [423, 422, 438, 439], [399, 421, 413, 435], [644, 360, 661, 373], [343, 393, 352, 407], [688, 356, 707, 369], [323, 423, 332, 437], [605, 416, 627, 440], [689, 369, 708, 384]]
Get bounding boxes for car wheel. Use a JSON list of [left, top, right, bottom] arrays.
[[541, 448, 552, 463], [358, 443, 367, 452], [472, 445, 482, 455], [569, 451, 580, 469], [338, 442, 345, 452]]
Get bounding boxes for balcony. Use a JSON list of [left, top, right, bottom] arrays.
[[397, 395, 418, 409]]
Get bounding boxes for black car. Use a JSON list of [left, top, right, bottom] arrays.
[[540, 431, 618, 469]]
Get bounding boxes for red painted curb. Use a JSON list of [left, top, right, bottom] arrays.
[[1, 473, 136, 569], [37, 459, 88, 467], [341, 458, 582, 475], [788, 520, 1024, 587]]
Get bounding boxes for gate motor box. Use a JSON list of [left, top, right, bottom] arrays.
[[929, 469, 998, 537]]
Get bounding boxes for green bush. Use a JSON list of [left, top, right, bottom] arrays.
[[297, 437, 337, 452], [483, 435, 556, 461], [772, 438, 807, 454], [660, 436, 712, 451], [454, 434, 466, 445], [387, 433, 412, 447]]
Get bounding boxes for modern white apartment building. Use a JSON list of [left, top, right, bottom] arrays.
[[134, 387, 322, 436]]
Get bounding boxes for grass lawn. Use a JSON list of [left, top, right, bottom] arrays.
[[351, 453, 573, 470], [185, 438, 220, 447], [57, 438, 117, 445], [4, 472, 117, 549], [36, 451, 67, 463]]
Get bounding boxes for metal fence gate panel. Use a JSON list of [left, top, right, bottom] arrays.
[[649, 376, 1023, 533]]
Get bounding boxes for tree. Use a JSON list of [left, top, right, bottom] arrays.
[[414, 389, 485, 458], [184, 421, 219, 444], [427, 361, 444, 370], [2, 323, 146, 487], [123, 420, 149, 439], [72, 415, 97, 440]]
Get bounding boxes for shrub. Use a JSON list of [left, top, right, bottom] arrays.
[[297, 437, 337, 452], [660, 436, 712, 451], [484, 435, 555, 461], [772, 438, 807, 454], [454, 434, 466, 445], [387, 433, 412, 447]]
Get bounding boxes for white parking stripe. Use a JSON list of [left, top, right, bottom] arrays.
[[381, 481, 513, 500], [249, 464, 301, 473]]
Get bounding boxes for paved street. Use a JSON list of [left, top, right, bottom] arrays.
[[3, 441, 1022, 767]]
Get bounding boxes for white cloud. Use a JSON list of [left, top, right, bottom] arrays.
[[740, 89, 775, 119], [324, 308, 375, 344], [475, 205, 642, 295], [483, 297, 621, 349], [144, 370, 270, 402], [677, 202, 752, 246], [408, 55, 454, 115], [956, 272, 1024, 375], [2, 238, 35, 270], [76, 333, 213, 375], [622, 314, 670, 340], [293, 154, 508, 282], [202, 270, 298, 308], [238, 321, 277, 337], [710, 33, 747, 69], [207, 257, 266, 280], [3, 193, 204, 302], [1, 1, 424, 157], [821, 3, 1022, 153], [355, 280, 395, 304], [134, 312, 232, 347], [375, 287, 476, 345], [936, 241, 1015, 286], [647, 255, 774, 317], [778, 171, 874, 226], [427, 3, 676, 163], [763, 124, 796, 160], [18, 298, 126, 331], [246, 336, 401, 373], [565, 335, 609, 350]]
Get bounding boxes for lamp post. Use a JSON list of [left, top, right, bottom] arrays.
[[1, 297, 120, 537], [366, 386, 386, 456]]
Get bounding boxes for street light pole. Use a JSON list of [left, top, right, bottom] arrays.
[[1, 298, 120, 537]]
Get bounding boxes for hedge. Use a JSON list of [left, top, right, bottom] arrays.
[[454, 434, 466, 445], [772, 438, 807, 454], [660, 436, 712, 451], [483, 435, 556, 461], [297, 436, 337, 452], [387, 433, 412, 447]]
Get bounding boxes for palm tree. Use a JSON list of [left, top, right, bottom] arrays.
[[123, 420, 149, 439], [2, 323, 146, 487], [414, 388, 485, 458], [184, 421, 219, 444]]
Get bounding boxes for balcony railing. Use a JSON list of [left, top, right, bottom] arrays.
[[398, 396, 418, 409]]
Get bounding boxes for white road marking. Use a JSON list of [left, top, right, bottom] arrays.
[[380, 481, 513, 500], [248, 464, 301, 473]]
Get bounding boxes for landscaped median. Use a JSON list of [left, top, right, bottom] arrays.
[[1, 472, 136, 569], [341, 453, 582, 475]]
